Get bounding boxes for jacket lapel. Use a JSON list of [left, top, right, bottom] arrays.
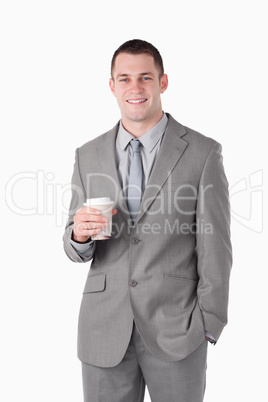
[[135, 114, 188, 225]]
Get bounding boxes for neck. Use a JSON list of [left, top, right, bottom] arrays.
[[121, 111, 164, 138]]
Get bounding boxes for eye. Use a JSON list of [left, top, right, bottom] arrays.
[[142, 77, 151, 81], [120, 78, 128, 82]]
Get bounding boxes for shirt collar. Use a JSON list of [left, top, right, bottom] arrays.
[[117, 112, 168, 153]]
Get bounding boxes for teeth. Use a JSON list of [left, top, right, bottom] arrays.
[[127, 99, 147, 104]]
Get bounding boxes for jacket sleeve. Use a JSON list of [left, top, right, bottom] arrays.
[[196, 142, 232, 341], [63, 148, 96, 263]]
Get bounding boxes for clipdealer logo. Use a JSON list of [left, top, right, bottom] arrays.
[[5, 169, 264, 233]]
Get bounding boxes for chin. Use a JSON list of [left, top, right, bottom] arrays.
[[128, 113, 148, 122]]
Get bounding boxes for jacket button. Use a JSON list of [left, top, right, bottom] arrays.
[[131, 238, 139, 245], [129, 280, 137, 287]]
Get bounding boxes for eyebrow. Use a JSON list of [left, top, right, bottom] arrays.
[[115, 72, 154, 79]]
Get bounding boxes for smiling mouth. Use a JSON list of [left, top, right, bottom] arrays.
[[126, 99, 148, 104]]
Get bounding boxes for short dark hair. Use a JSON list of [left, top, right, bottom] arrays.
[[111, 39, 164, 78]]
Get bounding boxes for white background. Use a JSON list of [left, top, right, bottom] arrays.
[[1, 1, 267, 401]]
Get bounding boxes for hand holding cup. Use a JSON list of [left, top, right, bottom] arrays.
[[72, 198, 116, 242]]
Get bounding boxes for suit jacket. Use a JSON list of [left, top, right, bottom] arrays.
[[63, 113, 232, 368]]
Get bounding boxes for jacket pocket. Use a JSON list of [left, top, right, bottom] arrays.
[[164, 273, 198, 282], [83, 273, 106, 294]]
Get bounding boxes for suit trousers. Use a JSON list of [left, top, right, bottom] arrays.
[[81, 320, 207, 402]]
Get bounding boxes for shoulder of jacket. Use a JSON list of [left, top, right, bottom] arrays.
[[183, 125, 219, 150], [166, 113, 220, 153], [76, 121, 120, 156]]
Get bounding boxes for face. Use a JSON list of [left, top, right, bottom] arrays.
[[109, 53, 168, 127]]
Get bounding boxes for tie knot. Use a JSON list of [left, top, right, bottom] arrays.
[[130, 139, 141, 153]]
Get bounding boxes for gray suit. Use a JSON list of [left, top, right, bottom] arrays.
[[63, 113, 232, 369]]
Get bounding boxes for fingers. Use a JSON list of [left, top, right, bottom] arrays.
[[73, 207, 117, 231], [86, 207, 117, 216], [77, 221, 109, 231], [72, 207, 117, 242], [73, 226, 102, 241], [75, 213, 108, 223], [79, 206, 101, 215], [75, 207, 117, 221], [74, 207, 106, 224], [74, 221, 108, 237]]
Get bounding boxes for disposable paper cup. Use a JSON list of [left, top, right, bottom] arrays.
[[83, 197, 114, 240]]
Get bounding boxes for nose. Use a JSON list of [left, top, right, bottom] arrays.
[[130, 79, 143, 94]]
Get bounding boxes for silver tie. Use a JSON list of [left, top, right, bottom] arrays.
[[127, 139, 143, 222]]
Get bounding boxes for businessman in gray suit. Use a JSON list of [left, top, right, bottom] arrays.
[[63, 39, 232, 402]]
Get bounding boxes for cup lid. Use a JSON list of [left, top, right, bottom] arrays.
[[83, 197, 114, 206]]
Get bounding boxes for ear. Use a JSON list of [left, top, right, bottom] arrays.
[[109, 78, 116, 97], [160, 74, 168, 94]]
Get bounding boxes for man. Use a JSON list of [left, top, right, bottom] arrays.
[[63, 39, 232, 402]]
